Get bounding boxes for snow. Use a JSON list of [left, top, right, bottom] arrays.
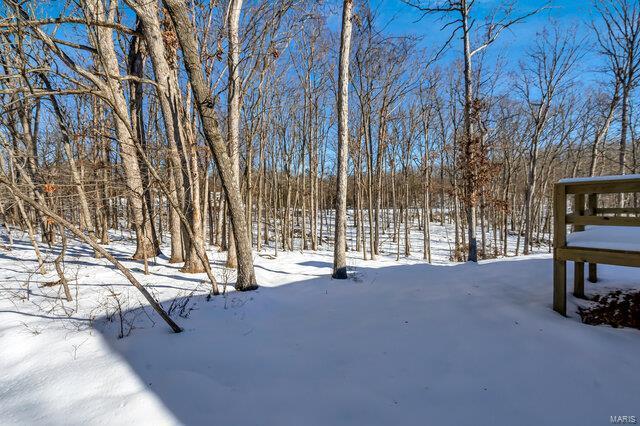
[[567, 226, 640, 252], [558, 174, 640, 184], [284, 209, 547, 262], [1, 226, 639, 425]]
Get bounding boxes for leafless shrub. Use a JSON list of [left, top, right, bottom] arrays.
[[165, 288, 198, 319]]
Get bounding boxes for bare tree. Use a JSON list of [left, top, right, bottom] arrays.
[[517, 27, 580, 255], [225, 0, 244, 269], [162, 0, 257, 290], [405, 0, 546, 261], [595, 0, 640, 176], [333, 0, 354, 279]]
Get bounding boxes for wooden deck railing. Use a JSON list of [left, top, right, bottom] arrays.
[[553, 176, 640, 316]]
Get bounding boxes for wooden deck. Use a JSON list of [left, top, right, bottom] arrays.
[[553, 176, 640, 316]]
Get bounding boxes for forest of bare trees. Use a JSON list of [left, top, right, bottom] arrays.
[[1, 0, 639, 327]]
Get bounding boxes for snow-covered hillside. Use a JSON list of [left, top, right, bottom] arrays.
[[0, 228, 638, 426]]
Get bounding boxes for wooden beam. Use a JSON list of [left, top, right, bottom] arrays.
[[597, 207, 640, 214], [556, 247, 640, 267], [564, 179, 640, 195], [554, 184, 566, 249]]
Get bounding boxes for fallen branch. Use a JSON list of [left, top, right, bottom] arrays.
[[0, 176, 182, 333]]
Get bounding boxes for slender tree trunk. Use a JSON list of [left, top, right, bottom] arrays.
[[225, 0, 244, 268], [163, 0, 257, 289], [126, 0, 189, 263], [332, 0, 353, 279], [461, 0, 477, 263], [82, 0, 155, 260]]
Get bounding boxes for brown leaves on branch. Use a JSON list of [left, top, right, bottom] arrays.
[[161, 11, 179, 69], [459, 98, 499, 206], [43, 183, 57, 194]]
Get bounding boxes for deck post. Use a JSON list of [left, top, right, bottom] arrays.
[[572, 194, 585, 298], [588, 263, 598, 283], [587, 193, 598, 283], [586, 193, 598, 216], [573, 261, 584, 297], [553, 183, 567, 315], [574, 194, 585, 231], [553, 260, 567, 315]]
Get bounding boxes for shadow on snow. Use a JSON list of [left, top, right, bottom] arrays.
[[90, 257, 640, 425]]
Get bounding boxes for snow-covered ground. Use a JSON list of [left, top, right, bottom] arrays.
[[268, 209, 549, 262], [567, 225, 640, 251], [0, 223, 639, 426]]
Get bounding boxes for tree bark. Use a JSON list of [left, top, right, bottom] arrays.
[[461, 0, 477, 262], [225, 0, 244, 269], [163, 0, 257, 290], [82, 0, 155, 260], [332, 0, 353, 279], [124, 0, 187, 264]]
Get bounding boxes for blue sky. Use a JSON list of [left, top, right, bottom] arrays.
[[37, 0, 599, 64], [34, 0, 607, 86], [370, 0, 603, 80], [375, 0, 593, 46]]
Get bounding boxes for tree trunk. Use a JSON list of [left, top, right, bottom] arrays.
[[82, 0, 155, 260], [163, 0, 257, 290], [461, 0, 477, 262], [225, 0, 244, 268], [332, 0, 353, 279]]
